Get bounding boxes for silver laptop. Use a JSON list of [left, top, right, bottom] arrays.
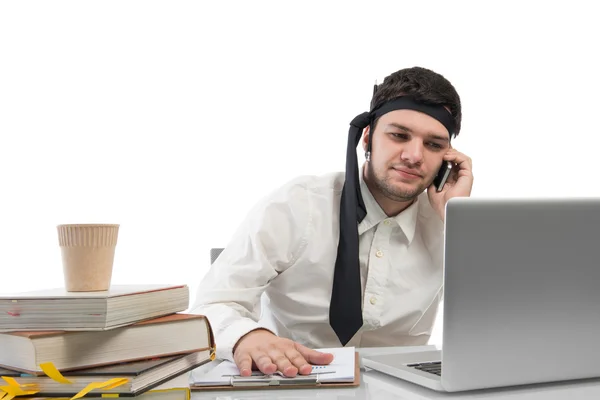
[[362, 197, 600, 392]]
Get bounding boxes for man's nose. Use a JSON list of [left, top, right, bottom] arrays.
[[400, 141, 424, 165]]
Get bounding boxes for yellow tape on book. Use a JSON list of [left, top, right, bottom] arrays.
[[1, 376, 40, 398], [70, 378, 129, 400], [153, 388, 191, 400], [39, 362, 74, 384], [0, 385, 39, 398], [100, 378, 129, 390], [37, 362, 129, 400], [0, 379, 36, 390], [0, 378, 18, 388], [210, 347, 216, 361]]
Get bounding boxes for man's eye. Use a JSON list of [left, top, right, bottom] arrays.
[[390, 133, 409, 140], [426, 142, 443, 150]]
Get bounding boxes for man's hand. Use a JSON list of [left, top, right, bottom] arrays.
[[233, 329, 334, 377], [428, 148, 474, 221]]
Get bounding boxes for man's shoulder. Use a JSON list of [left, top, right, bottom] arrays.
[[276, 171, 344, 197], [249, 172, 344, 216], [244, 172, 344, 231]]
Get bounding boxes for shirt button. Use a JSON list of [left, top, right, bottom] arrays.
[[376, 250, 384, 258], [384, 220, 391, 225], [370, 297, 377, 305]]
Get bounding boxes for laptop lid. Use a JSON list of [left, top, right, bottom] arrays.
[[441, 197, 600, 391]]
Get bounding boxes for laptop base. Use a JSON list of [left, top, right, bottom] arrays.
[[363, 350, 445, 392]]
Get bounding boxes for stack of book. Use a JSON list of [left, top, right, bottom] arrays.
[[0, 284, 215, 399]]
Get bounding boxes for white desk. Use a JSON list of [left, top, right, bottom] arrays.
[[189, 346, 600, 400]]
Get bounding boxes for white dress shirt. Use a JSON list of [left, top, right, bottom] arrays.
[[190, 168, 445, 362]]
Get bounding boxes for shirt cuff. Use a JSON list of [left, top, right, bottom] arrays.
[[215, 319, 275, 362]]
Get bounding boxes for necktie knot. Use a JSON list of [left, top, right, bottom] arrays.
[[350, 112, 371, 129]]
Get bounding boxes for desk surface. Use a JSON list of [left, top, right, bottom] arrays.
[[189, 346, 600, 400]]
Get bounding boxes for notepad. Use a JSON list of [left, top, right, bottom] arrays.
[[190, 347, 358, 390]]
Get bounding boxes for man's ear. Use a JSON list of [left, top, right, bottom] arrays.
[[362, 126, 371, 152]]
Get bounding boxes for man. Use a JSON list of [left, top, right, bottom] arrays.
[[190, 66, 473, 378]]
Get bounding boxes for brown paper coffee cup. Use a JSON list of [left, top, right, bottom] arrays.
[[57, 224, 119, 292]]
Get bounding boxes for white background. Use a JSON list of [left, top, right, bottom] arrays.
[[1, 0, 599, 346]]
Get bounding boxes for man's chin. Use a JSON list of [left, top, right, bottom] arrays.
[[391, 180, 421, 193], [383, 183, 424, 202]]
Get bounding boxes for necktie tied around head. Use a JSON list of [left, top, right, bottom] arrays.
[[329, 96, 455, 346]]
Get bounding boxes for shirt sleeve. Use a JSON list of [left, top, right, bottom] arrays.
[[188, 177, 312, 362]]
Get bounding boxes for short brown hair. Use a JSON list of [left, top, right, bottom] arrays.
[[371, 66, 462, 136]]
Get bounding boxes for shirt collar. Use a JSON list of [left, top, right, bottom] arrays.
[[358, 165, 419, 244]]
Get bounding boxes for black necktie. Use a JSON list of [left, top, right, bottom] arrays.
[[329, 96, 456, 346], [329, 112, 371, 346]]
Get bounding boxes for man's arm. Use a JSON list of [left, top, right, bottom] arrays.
[[188, 177, 333, 375], [189, 238, 280, 363]]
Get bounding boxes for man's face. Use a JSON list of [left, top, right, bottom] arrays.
[[363, 109, 451, 202]]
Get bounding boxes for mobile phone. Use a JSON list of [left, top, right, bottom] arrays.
[[433, 161, 453, 192]]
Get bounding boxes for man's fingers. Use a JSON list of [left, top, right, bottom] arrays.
[[234, 333, 334, 378], [296, 343, 335, 365], [284, 348, 312, 375], [267, 347, 298, 377], [250, 350, 277, 375], [444, 150, 472, 172], [235, 353, 254, 377]]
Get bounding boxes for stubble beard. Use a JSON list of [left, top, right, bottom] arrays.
[[367, 164, 432, 202]]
